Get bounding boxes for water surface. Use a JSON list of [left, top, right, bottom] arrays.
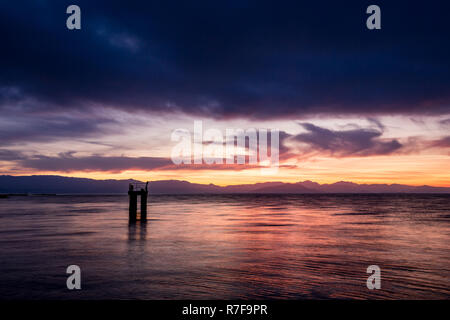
[[0, 194, 449, 299]]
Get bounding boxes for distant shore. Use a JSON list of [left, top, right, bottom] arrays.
[[1, 175, 450, 195]]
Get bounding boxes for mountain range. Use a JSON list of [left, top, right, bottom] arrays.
[[1, 175, 449, 194]]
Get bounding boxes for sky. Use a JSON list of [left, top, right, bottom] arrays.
[[0, 0, 449, 186]]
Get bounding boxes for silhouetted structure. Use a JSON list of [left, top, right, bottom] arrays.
[[128, 182, 148, 222]]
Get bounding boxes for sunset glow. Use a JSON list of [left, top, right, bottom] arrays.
[[0, 2, 449, 188]]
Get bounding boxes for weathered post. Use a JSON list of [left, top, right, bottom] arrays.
[[140, 188, 148, 222], [128, 182, 148, 223], [128, 184, 137, 222]]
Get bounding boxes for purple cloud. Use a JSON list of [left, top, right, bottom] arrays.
[[431, 136, 450, 148], [289, 123, 402, 157], [1, 1, 449, 120]]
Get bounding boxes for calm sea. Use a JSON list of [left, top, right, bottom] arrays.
[[0, 194, 449, 299]]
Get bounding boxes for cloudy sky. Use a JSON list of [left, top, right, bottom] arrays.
[[0, 0, 449, 186]]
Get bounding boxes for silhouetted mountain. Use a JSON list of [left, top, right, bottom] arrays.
[[0, 175, 449, 194], [0, 175, 133, 194], [227, 182, 315, 193], [148, 180, 222, 194]]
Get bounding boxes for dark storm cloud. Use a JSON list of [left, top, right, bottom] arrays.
[[0, 149, 23, 161], [1, 0, 450, 119], [290, 123, 402, 157], [0, 113, 117, 146], [431, 136, 450, 148], [19, 153, 173, 172], [439, 119, 450, 128], [17, 153, 269, 172]]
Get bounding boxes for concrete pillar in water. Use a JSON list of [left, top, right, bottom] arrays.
[[128, 182, 148, 223], [140, 189, 148, 222], [128, 185, 138, 222]]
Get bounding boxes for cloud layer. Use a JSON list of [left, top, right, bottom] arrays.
[[1, 1, 450, 120], [290, 123, 402, 157]]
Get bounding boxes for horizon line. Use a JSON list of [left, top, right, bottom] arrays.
[[2, 174, 450, 189]]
